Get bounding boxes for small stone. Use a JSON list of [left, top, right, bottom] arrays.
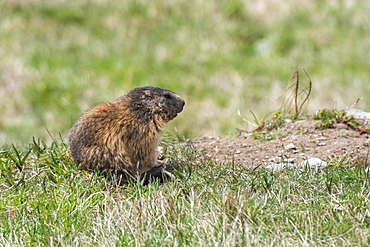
[[346, 109, 370, 119], [299, 158, 327, 170], [235, 150, 241, 154], [156, 146, 164, 155], [285, 143, 297, 150]]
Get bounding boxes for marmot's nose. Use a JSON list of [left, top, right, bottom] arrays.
[[178, 99, 185, 113]]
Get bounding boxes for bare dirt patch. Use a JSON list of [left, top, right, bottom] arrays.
[[193, 119, 370, 167]]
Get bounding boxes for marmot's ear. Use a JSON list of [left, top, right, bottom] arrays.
[[141, 93, 153, 100]]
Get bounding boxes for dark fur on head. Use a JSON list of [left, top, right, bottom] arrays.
[[118, 86, 184, 126]]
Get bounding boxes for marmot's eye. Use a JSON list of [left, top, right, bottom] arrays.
[[164, 94, 172, 99]]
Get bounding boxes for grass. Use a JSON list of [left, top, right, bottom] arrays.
[[1, 1, 370, 244], [1, 0, 370, 144], [1, 138, 370, 246]]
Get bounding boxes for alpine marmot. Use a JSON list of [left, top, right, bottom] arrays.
[[68, 86, 185, 183]]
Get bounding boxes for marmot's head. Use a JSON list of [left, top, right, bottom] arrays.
[[123, 86, 185, 125]]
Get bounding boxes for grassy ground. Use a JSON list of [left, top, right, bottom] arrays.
[[1, 0, 370, 145], [1, 1, 370, 246], [1, 138, 370, 246]]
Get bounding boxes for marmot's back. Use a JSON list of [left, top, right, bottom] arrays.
[[68, 86, 185, 177]]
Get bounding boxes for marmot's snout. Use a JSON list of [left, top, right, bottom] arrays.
[[156, 89, 185, 120], [176, 97, 185, 113], [168, 94, 185, 119]]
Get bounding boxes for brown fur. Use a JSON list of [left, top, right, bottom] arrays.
[[68, 86, 185, 179]]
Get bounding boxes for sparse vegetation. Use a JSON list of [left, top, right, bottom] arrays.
[[252, 126, 287, 142], [313, 109, 347, 128], [313, 109, 369, 134]]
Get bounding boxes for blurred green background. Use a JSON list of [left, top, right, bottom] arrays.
[[1, 0, 369, 145]]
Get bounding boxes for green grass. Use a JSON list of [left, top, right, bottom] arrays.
[[1, 1, 370, 245], [1, 139, 370, 246], [1, 0, 370, 144]]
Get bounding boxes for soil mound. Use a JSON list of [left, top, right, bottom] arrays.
[[194, 119, 370, 167]]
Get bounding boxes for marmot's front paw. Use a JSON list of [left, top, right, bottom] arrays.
[[141, 164, 175, 185]]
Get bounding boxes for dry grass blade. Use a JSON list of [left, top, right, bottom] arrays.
[[297, 69, 312, 118], [277, 69, 312, 119]]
